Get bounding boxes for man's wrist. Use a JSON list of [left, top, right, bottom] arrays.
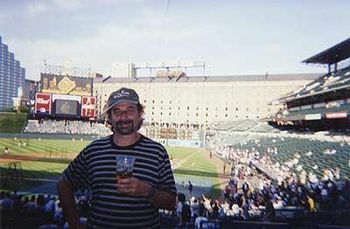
[[146, 185, 156, 199]]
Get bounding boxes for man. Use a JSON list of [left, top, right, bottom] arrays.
[[188, 180, 193, 196], [3, 147, 9, 155], [57, 87, 177, 228]]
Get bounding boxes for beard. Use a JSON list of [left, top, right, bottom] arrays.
[[112, 120, 136, 135]]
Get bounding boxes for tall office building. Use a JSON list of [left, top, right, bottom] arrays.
[[0, 36, 25, 111]]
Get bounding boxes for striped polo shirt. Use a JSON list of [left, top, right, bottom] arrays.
[[62, 134, 177, 228]]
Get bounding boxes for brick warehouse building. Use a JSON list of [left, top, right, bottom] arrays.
[[93, 73, 320, 129]]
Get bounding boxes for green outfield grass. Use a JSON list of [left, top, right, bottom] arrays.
[[0, 138, 89, 158], [0, 137, 221, 198], [167, 147, 221, 198]]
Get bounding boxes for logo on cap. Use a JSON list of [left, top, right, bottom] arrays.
[[104, 87, 139, 114], [113, 89, 131, 99]]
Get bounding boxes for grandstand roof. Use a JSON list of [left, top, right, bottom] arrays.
[[302, 37, 350, 65], [94, 73, 321, 84]]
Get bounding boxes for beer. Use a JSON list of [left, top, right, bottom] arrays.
[[116, 155, 135, 181], [116, 170, 132, 180]]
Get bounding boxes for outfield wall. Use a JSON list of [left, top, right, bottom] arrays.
[[0, 133, 99, 141], [0, 112, 27, 133], [154, 138, 203, 148], [0, 134, 204, 148]]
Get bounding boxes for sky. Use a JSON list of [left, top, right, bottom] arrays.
[[1, 0, 350, 81]]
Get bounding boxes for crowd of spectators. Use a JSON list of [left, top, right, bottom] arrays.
[[24, 119, 111, 136], [150, 129, 350, 228], [223, 148, 350, 212], [0, 190, 89, 229], [167, 144, 350, 228], [3, 127, 350, 228], [202, 131, 350, 226]]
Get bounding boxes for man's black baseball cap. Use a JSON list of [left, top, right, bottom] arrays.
[[103, 87, 140, 114]]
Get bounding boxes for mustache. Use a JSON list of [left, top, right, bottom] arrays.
[[116, 120, 133, 126]]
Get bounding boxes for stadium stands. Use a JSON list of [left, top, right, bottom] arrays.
[[271, 38, 350, 133], [205, 129, 350, 228], [3, 121, 350, 228], [210, 120, 247, 131], [24, 120, 111, 136], [251, 122, 279, 133], [230, 120, 257, 131], [210, 120, 277, 133], [290, 65, 350, 98], [208, 131, 350, 179], [278, 100, 350, 124]]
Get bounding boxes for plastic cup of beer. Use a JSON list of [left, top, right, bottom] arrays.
[[116, 155, 135, 180]]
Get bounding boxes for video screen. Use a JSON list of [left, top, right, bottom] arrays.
[[55, 100, 78, 116]]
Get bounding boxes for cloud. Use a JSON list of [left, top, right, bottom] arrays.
[[28, 1, 51, 15], [27, 0, 83, 15], [9, 10, 212, 80], [2, 0, 349, 80], [53, 0, 83, 11]]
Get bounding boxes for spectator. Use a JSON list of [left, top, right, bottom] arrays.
[[53, 202, 64, 226], [263, 198, 275, 221], [241, 199, 250, 220], [182, 201, 192, 227], [212, 200, 220, 218], [224, 184, 231, 200], [306, 193, 316, 213], [195, 211, 208, 229], [176, 192, 185, 226], [188, 181, 193, 196], [190, 197, 200, 219], [1, 192, 13, 212], [44, 197, 56, 214], [23, 195, 38, 213], [58, 88, 177, 228], [39, 212, 58, 229]]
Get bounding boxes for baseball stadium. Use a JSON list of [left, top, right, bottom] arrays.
[[1, 36, 350, 228]]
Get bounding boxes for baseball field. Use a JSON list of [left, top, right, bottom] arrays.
[[0, 137, 222, 199]]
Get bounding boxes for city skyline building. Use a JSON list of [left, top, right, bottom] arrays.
[[0, 36, 25, 111]]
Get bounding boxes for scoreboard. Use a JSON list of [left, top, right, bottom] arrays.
[[34, 92, 96, 119]]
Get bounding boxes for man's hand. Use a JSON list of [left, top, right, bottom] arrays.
[[116, 177, 176, 210], [116, 177, 152, 197]]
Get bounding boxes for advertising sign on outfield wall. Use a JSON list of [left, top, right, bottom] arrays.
[[35, 93, 51, 114], [81, 96, 96, 118], [325, 112, 347, 119], [305, 113, 321, 120]]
